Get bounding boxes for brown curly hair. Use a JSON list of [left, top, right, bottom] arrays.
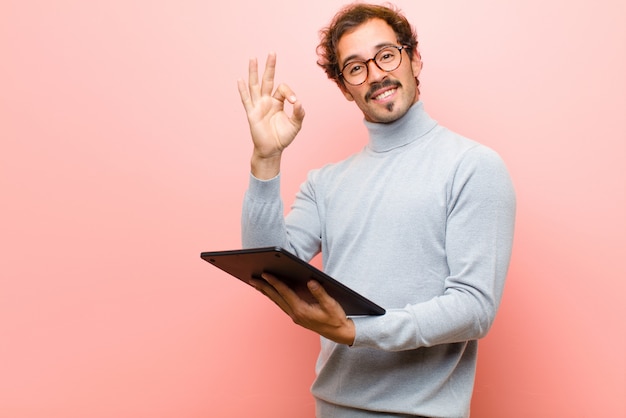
[[316, 2, 419, 88]]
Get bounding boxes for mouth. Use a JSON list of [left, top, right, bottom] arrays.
[[372, 88, 397, 101], [366, 80, 401, 102]]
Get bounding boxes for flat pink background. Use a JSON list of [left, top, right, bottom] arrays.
[[1, 1, 624, 417]]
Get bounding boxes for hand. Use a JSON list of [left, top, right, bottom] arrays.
[[237, 53, 305, 179], [250, 273, 356, 346]]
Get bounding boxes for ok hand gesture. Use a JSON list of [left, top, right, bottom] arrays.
[[237, 53, 305, 179]]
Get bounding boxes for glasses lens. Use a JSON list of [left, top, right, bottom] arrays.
[[343, 62, 367, 85], [376, 47, 402, 71]]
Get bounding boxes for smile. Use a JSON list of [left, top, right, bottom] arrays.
[[373, 88, 397, 101]]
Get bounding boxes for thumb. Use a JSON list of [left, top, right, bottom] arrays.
[[290, 100, 305, 126]]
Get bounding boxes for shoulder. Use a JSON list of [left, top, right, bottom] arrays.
[[427, 126, 508, 172], [423, 127, 514, 200]]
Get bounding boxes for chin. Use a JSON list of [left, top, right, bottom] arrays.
[[362, 97, 415, 123], [366, 108, 407, 124]]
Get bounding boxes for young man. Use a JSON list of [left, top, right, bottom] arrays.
[[237, 3, 516, 417]]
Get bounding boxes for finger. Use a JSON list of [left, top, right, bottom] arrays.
[[261, 273, 308, 312], [251, 276, 295, 316], [237, 78, 253, 113], [291, 100, 306, 128], [261, 273, 299, 300], [247, 57, 261, 102], [307, 280, 344, 314], [260, 52, 276, 96], [272, 83, 297, 105], [272, 84, 306, 127]]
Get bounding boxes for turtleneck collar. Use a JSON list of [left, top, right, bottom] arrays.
[[364, 101, 438, 153]]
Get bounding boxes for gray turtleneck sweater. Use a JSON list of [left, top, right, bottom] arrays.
[[242, 101, 516, 417]]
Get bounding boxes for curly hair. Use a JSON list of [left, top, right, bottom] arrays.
[[316, 2, 419, 88]]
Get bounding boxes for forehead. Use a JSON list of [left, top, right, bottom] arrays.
[[337, 18, 398, 65]]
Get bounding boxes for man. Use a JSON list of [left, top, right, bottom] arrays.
[[237, 3, 516, 417]]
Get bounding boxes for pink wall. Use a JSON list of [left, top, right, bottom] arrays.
[[1, 0, 624, 416]]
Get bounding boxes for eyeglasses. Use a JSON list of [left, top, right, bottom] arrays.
[[340, 45, 408, 86]]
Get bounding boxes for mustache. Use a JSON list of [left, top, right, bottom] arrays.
[[365, 79, 402, 101]]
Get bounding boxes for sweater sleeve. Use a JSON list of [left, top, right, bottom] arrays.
[[241, 173, 288, 248], [241, 173, 322, 262], [351, 147, 516, 351]]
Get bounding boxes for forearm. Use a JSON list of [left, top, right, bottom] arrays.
[[242, 170, 323, 260], [352, 290, 499, 351], [241, 174, 288, 248]]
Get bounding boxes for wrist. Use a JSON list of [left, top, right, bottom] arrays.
[[251, 153, 281, 180], [339, 318, 356, 346]]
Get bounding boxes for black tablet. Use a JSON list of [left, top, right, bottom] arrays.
[[200, 246, 385, 316]]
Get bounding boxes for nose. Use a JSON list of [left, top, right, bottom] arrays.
[[366, 59, 387, 82]]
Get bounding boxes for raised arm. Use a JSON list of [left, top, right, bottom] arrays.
[[237, 53, 305, 179], [238, 54, 355, 345]]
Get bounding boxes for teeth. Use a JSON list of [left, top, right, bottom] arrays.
[[374, 89, 396, 100]]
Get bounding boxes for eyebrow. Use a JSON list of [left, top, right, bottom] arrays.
[[340, 42, 398, 69]]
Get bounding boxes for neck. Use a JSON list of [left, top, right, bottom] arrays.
[[365, 101, 437, 153]]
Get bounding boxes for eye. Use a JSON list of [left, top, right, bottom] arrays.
[[378, 50, 396, 63], [346, 63, 365, 75]]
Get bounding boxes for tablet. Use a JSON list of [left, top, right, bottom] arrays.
[[200, 246, 385, 316]]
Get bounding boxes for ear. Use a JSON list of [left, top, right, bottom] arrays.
[[410, 50, 423, 78]]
